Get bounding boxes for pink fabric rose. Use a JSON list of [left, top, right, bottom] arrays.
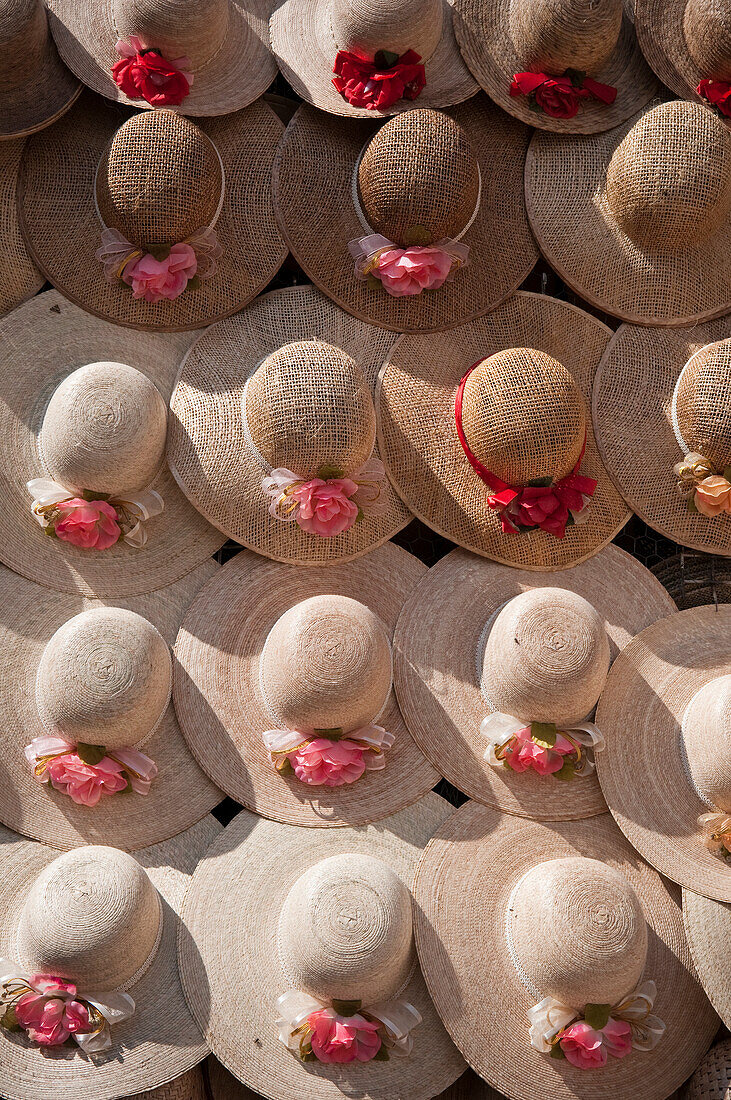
[[122, 244, 198, 303], [15, 979, 90, 1046], [290, 478, 359, 537], [308, 1008, 382, 1063], [373, 246, 453, 297], [559, 1021, 607, 1068], [54, 499, 121, 550], [288, 738, 367, 786], [600, 1018, 633, 1059], [504, 726, 575, 776], [46, 754, 129, 806]]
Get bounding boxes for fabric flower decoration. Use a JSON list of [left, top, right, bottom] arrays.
[[483, 715, 603, 780], [289, 477, 360, 537], [510, 71, 617, 119], [123, 244, 198, 304], [278, 990, 421, 1063], [112, 36, 193, 107], [262, 458, 387, 537], [14, 979, 90, 1046], [332, 49, 425, 111], [53, 498, 121, 550], [694, 475, 731, 517], [307, 1008, 382, 1063], [503, 725, 577, 776], [45, 754, 129, 806], [674, 453, 731, 518], [287, 738, 368, 786], [559, 1019, 632, 1069], [26, 736, 159, 805], [371, 246, 454, 297], [697, 79, 731, 118]]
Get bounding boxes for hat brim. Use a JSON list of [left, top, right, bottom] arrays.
[[413, 802, 719, 1100], [596, 605, 731, 902], [592, 319, 731, 556], [683, 888, 731, 1028], [635, 0, 709, 103], [0, 141, 44, 319], [0, 815, 220, 1100], [17, 93, 286, 332], [394, 545, 676, 820], [376, 292, 630, 569], [273, 98, 538, 334], [178, 794, 467, 1100], [0, 31, 81, 139], [133, 1067, 207, 1100]]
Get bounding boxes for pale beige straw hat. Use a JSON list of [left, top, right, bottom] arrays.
[[394, 545, 675, 821], [526, 99, 731, 326], [0, 140, 43, 318], [273, 101, 537, 333], [683, 889, 731, 1028], [0, 0, 80, 139], [17, 94, 285, 332], [168, 285, 411, 565], [635, 0, 731, 109], [0, 289, 224, 598], [683, 1038, 731, 1100], [133, 1067, 207, 1100], [376, 292, 629, 570], [178, 793, 467, 1100], [593, 320, 731, 556], [413, 801, 719, 1100], [596, 605, 731, 903], [0, 815, 220, 1100]]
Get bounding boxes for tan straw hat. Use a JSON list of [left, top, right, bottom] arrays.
[[683, 1038, 731, 1100], [683, 889, 731, 1028], [413, 801, 719, 1100], [273, 100, 537, 333], [0, 289, 224, 597], [17, 93, 285, 332], [178, 793, 467, 1100], [133, 1067, 207, 1100], [635, 0, 731, 113], [0, 140, 43, 319], [173, 543, 441, 827], [526, 99, 731, 326], [168, 285, 411, 565], [394, 545, 675, 821], [0, 0, 80, 139], [377, 292, 629, 569], [593, 320, 731, 556], [452, 0, 658, 133], [596, 605, 731, 903]]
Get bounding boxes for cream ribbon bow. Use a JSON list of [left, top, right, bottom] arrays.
[[27, 478, 164, 548], [481, 711, 605, 776], [277, 989, 422, 1057], [527, 980, 666, 1054]]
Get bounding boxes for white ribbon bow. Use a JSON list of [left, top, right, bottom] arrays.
[[277, 989, 422, 1057], [25, 736, 158, 795], [481, 711, 605, 776], [263, 725, 395, 771], [526, 981, 666, 1054], [27, 478, 164, 548]]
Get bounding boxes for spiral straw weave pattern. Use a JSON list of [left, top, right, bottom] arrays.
[[636, 0, 731, 102], [683, 892, 731, 1033], [0, 0, 80, 137], [332, 0, 443, 62], [0, 141, 43, 317], [138, 1067, 207, 1100]]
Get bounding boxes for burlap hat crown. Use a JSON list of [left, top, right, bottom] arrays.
[[682, 0, 731, 80], [508, 0, 623, 76], [673, 340, 731, 470], [681, 676, 731, 814], [112, 0, 234, 73], [332, 0, 443, 65]]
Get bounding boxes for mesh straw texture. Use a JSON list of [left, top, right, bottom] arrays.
[[636, 0, 731, 103], [0, 0, 80, 138], [0, 140, 44, 318], [651, 554, 731, 609], [683, 1037, 731, 1099], [675, 341, 731, 469], [135, 1067, 207, 1100], [683, 890, 731, 1029]]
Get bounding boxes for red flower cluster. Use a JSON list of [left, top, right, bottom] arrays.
[[510, 71, 617, 119], [697, 78, 731, 118], [112, 37, 192, 107], [332, 49, 425, 111], [487, 473, 597, 537]]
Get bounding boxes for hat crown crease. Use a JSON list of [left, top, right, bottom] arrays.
[[508, 0, 623, 75], [681, 676, 731, 813], [673, 341, 731, 470], [683, 0, 731, 82], [330, 0, 443, 66], [112, 0, 230, 71]]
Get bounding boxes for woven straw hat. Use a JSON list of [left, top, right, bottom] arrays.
[[168, 285, 411, 565], [527, 100, 731, 326], [394, 545, 675, 821], [17, 93, 285, 332], [635, 0, 731, 106], [413, 801, 719, 1100], [133, 1067, 207, 1100], [377, 292, 629, 569], [683, 1038, 731, 1100], [652, 554, 731, 610], [0, 815, 219, 1100], [173, 543, 441, 827], [593, 319, 731, 556], [0, 0, 80, 138], [179, 793, 466, 1100], [0, 140, 43, 319], [596, 605, 731, 903], [274, 100, 537, 333], [683, 889, 731, 1028]]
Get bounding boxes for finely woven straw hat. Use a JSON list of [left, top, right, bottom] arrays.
[[133, 1067, 207, 1100], [0, 289, 224, 597], [394, 545, 675, 821], [270, 0, 477, 117], [0, 815, 219, 1100], [168, 285, 411, 565], [274, 101, 537, 333], [452, 0, 658, 133], [527, 100, 731, 326], [46, 0, 275, 115], [593, 319, 731, 556], [178, 793, 467, 1100], [683, 889, 731, 1028], [636, 0, 731, 105], [413, 802, 719, 1100], [17, 94, 285, 332], [0, 140, 43, 318], [173, 543, 441, 827], [0, 0, 80, 138], [377, 292, 629, 569], [596, 605, 731, 903], [683, 1038, 731, 1100]]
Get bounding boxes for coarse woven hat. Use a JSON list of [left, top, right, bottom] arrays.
[[376, 292, 629, 569], [526, 99, 731, 326], [132, 1067, 207, 1100], [0, 140, 44, 318], [173, 543, 441, 827], [0, 815, 220, 1100], [593, 320, 731, 556], [683, 889, 731, 1028], [17, 93, 285, 332], [46, 0, 275, 116], [393, 545, 675, 821], [596, 604, 731, 903], [0, 0, 80, 139], [168, 285, 412, 565], [0, 289, 224, 597], [273, 101, 537, 333], [452, 0, 658, 133], [635, 0, 731, 108], [651, 553, 731, 610], [178, 793, 467, 1100], [683, 1038, 731, 1100], [413, 802, 719, 1100]]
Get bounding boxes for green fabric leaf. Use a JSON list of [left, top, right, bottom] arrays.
[[43, 525, 58, 538], [550, 1041, 566, 1059], [374, 49, 399, 69], [402, 225, 433, 246], [526, 476, 553, 487], [313, 728, 345, 741], [687, 496, 699, 513], [723, 466, 731, 482], [531, 722, 557, 748], [278, 757, 294, 775], [565, 68, 586, 86], [555, 760, 576, 781], [373, 1043, 390, 1061], [0, 1005, 20, 1032], [148, 245, 171, 262], [332, 999, 362, 1017], [316, 464, 345, 480], [118, 771, 133, 794], [367, 273, 382, 292], [81, 489, 110, 502], [76, 742, 107, 766], [187, 275, 201, 292], [583, 1003, 611, 1030]]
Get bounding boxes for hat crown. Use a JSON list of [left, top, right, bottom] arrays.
[[675, 341, 731, 470], [509, 857, 647, 1009], [358, 110, 480, 246], [279, 854, 413, 1005], [113, 0, 230, 70], [682, 676, 731, 813], [16, 847, 161, 991], [330, 0, 443, 66], [260, 595, 391, 733], [508, 0, 622, 76], [605, 102, 731, 249], [40, 362, 167, 495], [95, 111, 223, 250], [0, 0, 48, 84], [683, 0, 731, 82], [36, 607, 172, 752]]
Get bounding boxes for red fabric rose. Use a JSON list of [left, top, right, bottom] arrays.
[[112, 36, 192, 107], [697, 79, 731, 118], [333, 49, 425, 111], [510, 71, 617, 119]]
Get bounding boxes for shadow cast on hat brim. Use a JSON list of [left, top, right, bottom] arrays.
[[0, 27, 81, 139], [635, 0, 713, 104], [0, 141, 44, 319], [683, 888, 731, 1028]]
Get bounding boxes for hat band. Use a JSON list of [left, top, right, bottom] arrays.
[[482, 713, 604, 780], [27, 478, 164, 551], [671, 351, 731, 520], [510, 71, 617, 120]]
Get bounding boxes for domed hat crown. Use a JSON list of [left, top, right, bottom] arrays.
[[330, 0, 443, 65], [112, 0, 231, 72], [508, 0, 623, 76], [673, 340, 731, 471], [681, 676, 731, 814], [683, 0, 731, 81]]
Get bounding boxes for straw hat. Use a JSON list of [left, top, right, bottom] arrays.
[[683, 889, 731, 1028], [0, 814, 220, 1100], [0, 0, 80, 139], [0, 140, 43, 319], [394, 545, 676, 821], [17, 93, 285, 332], [46, 0, 275, 115], [168, 285, 412, 565], [273, 100, 537, 333], [173, 543, 441, 827], [635, 0, 731, 110], [596, 605, 731, 903], [452, 0, 658, 133], [593, 320, 731, 556], [376, 292, 629, 570], [651, 554, 731, 610], [134, 1067, 207, 1100], [178, 793, 467, 1100], [683, 1038, 731, 1100], [413, 801, 719, 1100], [526, 100, 731, 326]]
